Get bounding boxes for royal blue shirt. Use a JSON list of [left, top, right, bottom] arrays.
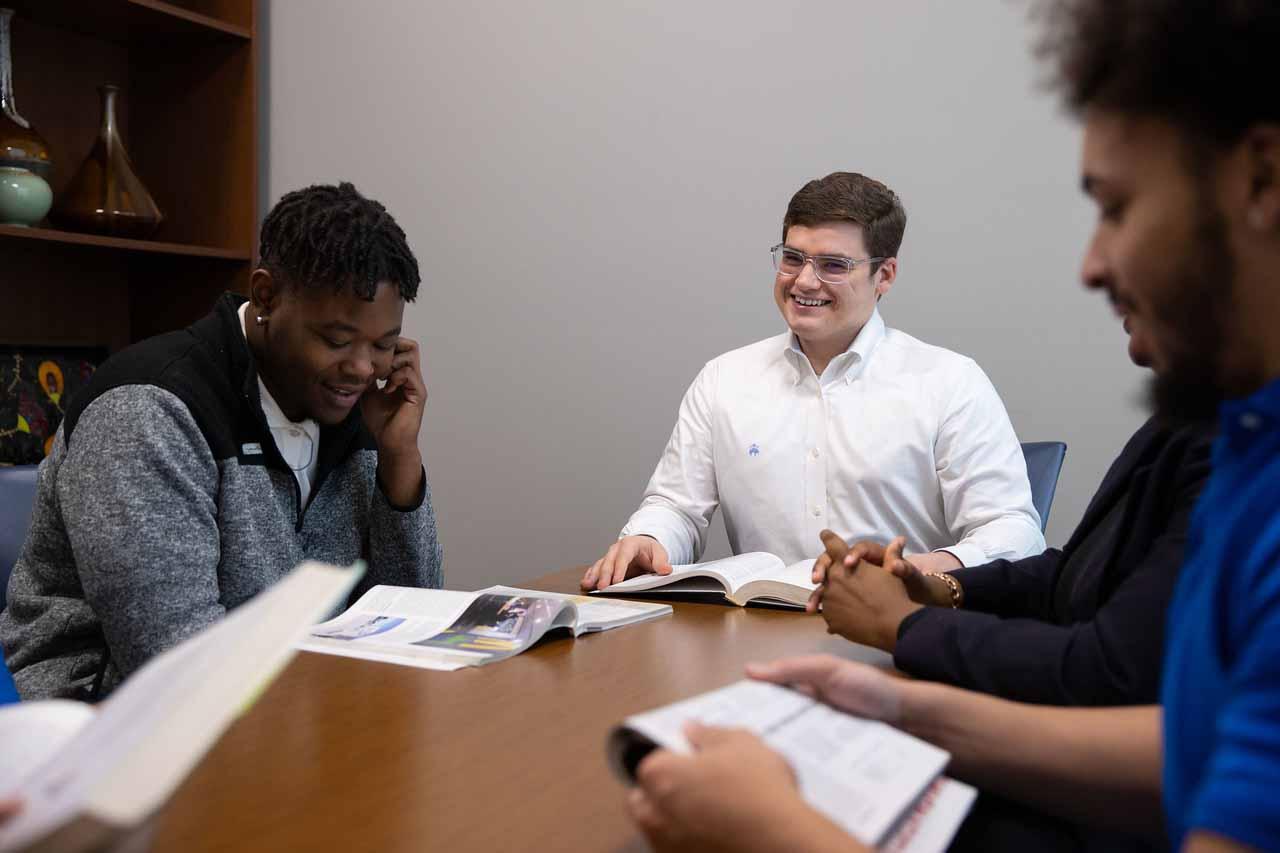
[[1162, 377, 1280, 850]]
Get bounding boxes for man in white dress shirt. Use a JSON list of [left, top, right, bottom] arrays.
[[581, 172, 1044, 591]]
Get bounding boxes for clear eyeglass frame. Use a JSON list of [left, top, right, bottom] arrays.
[[770, 243, 886, 285]]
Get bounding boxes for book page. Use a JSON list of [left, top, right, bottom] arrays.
[[614, 680, 953, 847], [0, 561, 361, 851], [484, 586, 672, 633], [770, 701, 949, 845], [777, 558, 819, 589], [301, 586, 650, 670], [298, 586, 481, 667], [0, 701, 95, 787], [878, 778, 977, 853], [599, 552, 784, 595], [409, 593, 577, 664], [734, 558, 819, 607]]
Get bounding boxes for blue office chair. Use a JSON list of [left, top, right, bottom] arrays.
[[1021, 442, 1067, 532], [1, 464, 40, 614], [0, 464, 38, 704]]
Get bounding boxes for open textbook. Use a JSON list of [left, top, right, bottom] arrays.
[[607, 680, 976, 853], [298, 584, 672, 670], [0, 560, 362, 853], [595, 551, 818, 608]]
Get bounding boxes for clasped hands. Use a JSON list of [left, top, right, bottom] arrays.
[[623, 529, 962, 852], [807, 531, 960, 653]]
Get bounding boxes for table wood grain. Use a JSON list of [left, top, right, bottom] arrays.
[[140, 567, 890, 852]]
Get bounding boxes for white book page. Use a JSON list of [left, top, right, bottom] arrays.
[[0, 562, 359, 851], [0, 701, 95, 786], [297, 587, 485, 670], [623, 680, 814, 753], [619, 681, 949, 847], [878, 778, 978, 853], [305, 587, 478, 645], [771, 703, 949, 845], [483, 586, 672, 633], [600, 552, 784, 595], [775, 558, 819, 591]]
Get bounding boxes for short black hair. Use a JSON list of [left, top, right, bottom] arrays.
[[783, 172, 906, 273], [258, 182, 420, 301], [1037, 0, 1280, 149]]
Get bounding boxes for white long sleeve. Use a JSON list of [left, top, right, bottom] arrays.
[[620, 311, 1044, 567]]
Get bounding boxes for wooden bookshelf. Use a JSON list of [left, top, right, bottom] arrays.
[[0, 224, 252, 259], [0, 0, 257, 350]]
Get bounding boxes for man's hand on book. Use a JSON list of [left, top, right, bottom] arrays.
[[581, 536, 673, 591], [628, 722, 855, 853], [747, 655, 903, 724]]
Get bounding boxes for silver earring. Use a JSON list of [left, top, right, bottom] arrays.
[[255, 314, 268, 326]]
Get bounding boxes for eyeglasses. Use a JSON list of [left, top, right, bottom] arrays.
[[770, 243, 886, 285]]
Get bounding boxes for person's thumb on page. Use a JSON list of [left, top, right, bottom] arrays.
[[683, 720, 735, 750], [644, 539, 673, 576]]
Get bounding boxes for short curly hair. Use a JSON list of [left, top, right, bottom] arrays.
[[258, 182, 420, 302], [1037, 0, 1280, 149]]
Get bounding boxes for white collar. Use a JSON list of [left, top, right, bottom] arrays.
[[785, 309, 887, 385]]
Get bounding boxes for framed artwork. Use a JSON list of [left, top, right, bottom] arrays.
[[0, 345, 107, 465]]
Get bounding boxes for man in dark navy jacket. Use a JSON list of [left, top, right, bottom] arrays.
[[811, 412, 1212, 706]]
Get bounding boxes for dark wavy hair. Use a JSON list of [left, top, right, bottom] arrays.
[[783, 172, 906, 274], [1037, 0, 1280, 151], [258, 182, 420, 302]]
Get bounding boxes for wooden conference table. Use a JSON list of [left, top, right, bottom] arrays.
[[142, 566, 892, 852]]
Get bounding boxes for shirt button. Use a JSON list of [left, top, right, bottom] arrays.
[[811, 448, 821, 459], [1240, 413, 1263, 430], [812, 506, 822, 517]]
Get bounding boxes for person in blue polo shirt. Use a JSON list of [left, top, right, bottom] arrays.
[[624, 2, 1280, 852]]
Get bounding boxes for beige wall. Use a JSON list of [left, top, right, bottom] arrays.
[[262, 0, 1148, 588]]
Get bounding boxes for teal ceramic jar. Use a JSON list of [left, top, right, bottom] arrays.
[[0, 165, 52, 226]]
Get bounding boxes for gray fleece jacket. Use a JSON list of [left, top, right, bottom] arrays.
[[0, 293, 443, 700]]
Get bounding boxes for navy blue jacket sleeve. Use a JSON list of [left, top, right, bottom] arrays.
[[946, 548, 1066, 620], [892, 430, 1211, 706]]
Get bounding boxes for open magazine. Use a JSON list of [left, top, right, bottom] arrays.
[[608, 680, 976, 852], [595, 552, 817, 608], [0, 560, 362, 853], [298, 584, 672, 670]]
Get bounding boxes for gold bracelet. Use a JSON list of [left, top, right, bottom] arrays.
[[928, 572, 962, 609]]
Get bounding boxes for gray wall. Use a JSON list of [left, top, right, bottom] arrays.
[[263, 0, 1148, 589]]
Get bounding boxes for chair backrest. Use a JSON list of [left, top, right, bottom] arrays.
[[1021, 442, 1067, 533], [0, 464, 40, 613]]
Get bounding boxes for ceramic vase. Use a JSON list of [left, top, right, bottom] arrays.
[[52, 84, 164, 239], [0, 8, 52, 181], [0, 164, 51, 225]]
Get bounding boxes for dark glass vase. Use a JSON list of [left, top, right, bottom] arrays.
[[0, 8, 53, 181], [52, 85, 163, 239]]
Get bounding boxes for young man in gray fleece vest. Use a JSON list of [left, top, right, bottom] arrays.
[[0, 182, 444, 701]]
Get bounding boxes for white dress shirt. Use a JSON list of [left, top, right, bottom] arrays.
[[238, 302, 321, 506], [621, 310, 1045, 568]]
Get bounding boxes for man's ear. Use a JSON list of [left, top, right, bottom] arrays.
[[873, 257, 898, 302], [1243, 124, 1280, 233], [249, 268, 283, 317]]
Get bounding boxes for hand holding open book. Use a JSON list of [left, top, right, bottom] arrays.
[[591, 551, 819, 608], [0, 561, 363, 853], [609, 672, 975, 853]]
